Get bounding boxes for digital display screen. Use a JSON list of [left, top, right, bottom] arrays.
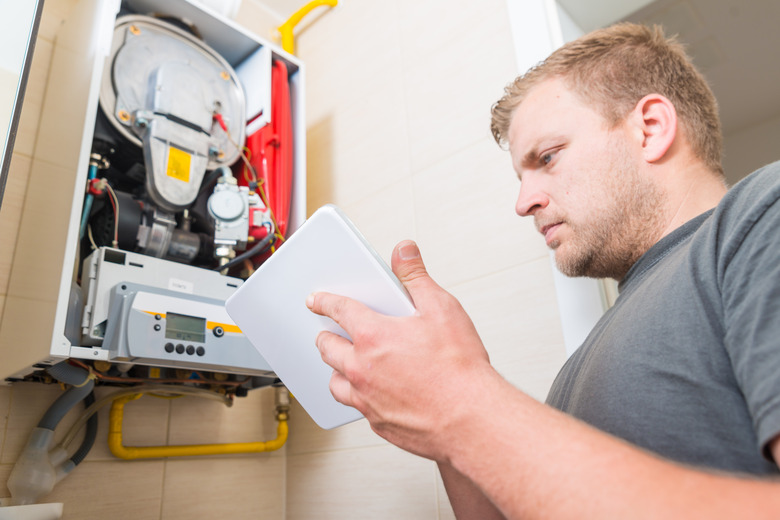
[[165, 312, 206, 343]]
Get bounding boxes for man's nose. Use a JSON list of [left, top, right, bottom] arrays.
[[515, 178, 549, 216]]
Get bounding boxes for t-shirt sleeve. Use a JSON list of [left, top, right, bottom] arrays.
[[722, 186, 780, 460]]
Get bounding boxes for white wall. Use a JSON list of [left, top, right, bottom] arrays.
[[723, 114, 780, 185]]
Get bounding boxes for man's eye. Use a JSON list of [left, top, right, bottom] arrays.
[[541, 151, 556, 165]]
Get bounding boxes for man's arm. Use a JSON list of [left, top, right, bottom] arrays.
[[770, 436, 780, 466], [307, 241, 780, 519], [438, 461, 505, 520]]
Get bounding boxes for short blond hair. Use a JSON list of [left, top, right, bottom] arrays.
[[491, 23, 723, 176]]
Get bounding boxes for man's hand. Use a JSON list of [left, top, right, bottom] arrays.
[[306, 240, 495, 461]]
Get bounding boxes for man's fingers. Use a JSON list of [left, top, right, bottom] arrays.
[[328, 370, 355, 408], [391, 240, 440, 304], [315, 330, 352, 373], [306, 292, 370, 333], [316, 333, 360, 410]]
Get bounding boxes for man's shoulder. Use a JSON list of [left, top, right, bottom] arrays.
[[726, 161, 780, 203], [716, 161, 780, 224]]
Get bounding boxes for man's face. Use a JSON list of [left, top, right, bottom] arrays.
[[508, 78, 665, 280]]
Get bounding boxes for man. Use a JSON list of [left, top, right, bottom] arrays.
[[306, 23, 780, 518]]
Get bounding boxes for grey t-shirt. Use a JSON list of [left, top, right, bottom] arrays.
[[546, 162, 780, 475]]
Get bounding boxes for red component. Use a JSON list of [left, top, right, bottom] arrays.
[[240, 60, 294, 238], [88, 178, 105, 196], [213, 112, 228, 132]]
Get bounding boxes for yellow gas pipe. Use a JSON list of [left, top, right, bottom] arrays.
[[108, 391, 289, 460], [278, 0, 338, 55]]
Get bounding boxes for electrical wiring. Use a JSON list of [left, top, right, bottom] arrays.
[[104, 182, 120, 248], [213, 112, 287, 250], [214, 230, 275, 272], [86, 224, 99, 250], [58, 383, 233, 454], [243, 258, 255, 276], [68, 359, 252, 387]]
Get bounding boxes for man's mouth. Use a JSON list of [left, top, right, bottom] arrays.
[[539, 222, 563, 247]]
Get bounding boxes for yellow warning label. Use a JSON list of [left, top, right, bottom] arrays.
[[167, 146, 191, 183], [149, 367, 161, 379]]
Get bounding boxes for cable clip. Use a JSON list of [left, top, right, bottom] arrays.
[[88, 178, 108, 196], [72, 368, 98, 388]]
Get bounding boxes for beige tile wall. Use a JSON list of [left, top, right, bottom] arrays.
[[0, 0, 568, 518], [289, 0, 567, 518]]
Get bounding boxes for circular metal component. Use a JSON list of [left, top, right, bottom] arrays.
[[98, 15, 246, 169], [208, 190, 245, 221]]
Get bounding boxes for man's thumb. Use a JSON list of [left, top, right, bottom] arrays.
[[391, 240, 432, 291]]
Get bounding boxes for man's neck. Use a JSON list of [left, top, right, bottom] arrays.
[[657, 165, 727, 241]]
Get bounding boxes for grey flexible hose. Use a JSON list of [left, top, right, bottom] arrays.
[[38, 362, 95, 430]]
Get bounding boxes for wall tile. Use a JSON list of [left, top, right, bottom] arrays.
[[412, 138, 547, 289], [234, 0, 285, 42], [14, 38, 53, 157], [286, 398, 384, 457], [161, 456, 285, 519], [5, 160, 79, 301], [298, 1, 403, 126], [167, 385, 282, 454], [2, 383, 63, 464], [399, 0, 518, 173], [1, 381, 109, 465], [398, 0, 512, 58], [287, 444, 438, 520], [0, 387, 9, 470], [306, 114, 336, 212], [340, 179, 417, 265], [305, 79, 412, 209], [84, 388, 171, 462], [0, 464, 10, 499], [449, 258, 567, 402], [0, 153, 32, 296], [46, 460, 164, 520]]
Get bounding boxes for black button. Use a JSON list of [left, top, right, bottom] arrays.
[[186, 345, 195, 355], [213, 326, 224, 337], [164, 343, 174, 353], [175, 344, 185, 354], [154, 324, 161, 331], [155, 314, 162, 320], [196, 347, 205, 356]]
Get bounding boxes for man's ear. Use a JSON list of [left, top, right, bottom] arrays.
[[629, 94, 678, 164]]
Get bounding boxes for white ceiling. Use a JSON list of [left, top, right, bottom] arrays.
[[558, 0, 780, 137], [557, 0, 656, 33]]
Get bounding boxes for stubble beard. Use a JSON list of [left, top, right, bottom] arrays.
[[553, 143, 666, 281]]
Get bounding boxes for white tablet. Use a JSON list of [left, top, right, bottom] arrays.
[[225, 204, 416, 429]]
